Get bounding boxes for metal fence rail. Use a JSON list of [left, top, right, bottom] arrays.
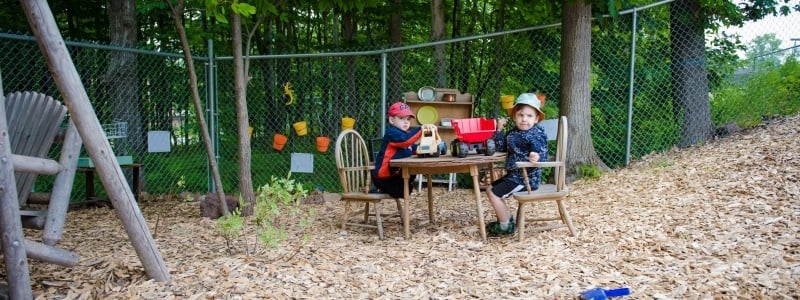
[[0, 1, 796, 201]]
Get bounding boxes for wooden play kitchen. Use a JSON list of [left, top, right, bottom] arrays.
[[404, 87, 473, 144]]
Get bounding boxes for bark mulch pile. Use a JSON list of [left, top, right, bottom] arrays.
[[10, 114, 800, 299]]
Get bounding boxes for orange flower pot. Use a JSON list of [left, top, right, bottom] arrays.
[[316, 136, 331, 153], [273, 133, 288, 151]]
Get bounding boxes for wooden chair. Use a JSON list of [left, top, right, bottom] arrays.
[[1, 90, 83, 298], [512, 116, 577, 241], [335, 129, 403, 238]]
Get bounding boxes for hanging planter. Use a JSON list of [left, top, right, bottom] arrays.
[[273, 133, 288, 151], [316, 136, 331, 153], [341, 117, 355, 131], [293, 121, 308, 136]]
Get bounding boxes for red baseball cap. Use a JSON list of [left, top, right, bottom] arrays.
[[388, 102, 415, 118]]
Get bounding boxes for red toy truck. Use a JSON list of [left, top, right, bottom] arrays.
[[450, 117, 497, 158]]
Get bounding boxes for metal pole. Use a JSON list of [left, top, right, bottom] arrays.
[[380, 53, 388, 136], [625, 9, 638, 166], [206, 39, 217, 192]]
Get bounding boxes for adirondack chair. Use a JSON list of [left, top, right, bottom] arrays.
[[0, 89, 83, 299]]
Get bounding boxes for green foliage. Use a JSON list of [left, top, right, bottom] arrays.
[[214, 173, 316, 255], [649, 158, 674, 169], [711, 55, 800, 128], [577, 163, 604, 180], [214, 198, 246, 254], [253, 173, 315, 250]]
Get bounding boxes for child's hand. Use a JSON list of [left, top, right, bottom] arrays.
[[496, 118, 508, 130], [528, 152, 540, 162]]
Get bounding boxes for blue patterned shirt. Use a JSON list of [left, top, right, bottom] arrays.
[[492, 124, 549, 189]]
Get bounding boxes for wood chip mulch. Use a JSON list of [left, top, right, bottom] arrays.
[[10, 114, 800, 299]]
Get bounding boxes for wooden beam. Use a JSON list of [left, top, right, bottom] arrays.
[[20, 0, 170, 282], [0, 93, 34, 300]]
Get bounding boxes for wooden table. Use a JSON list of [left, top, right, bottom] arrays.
[[391, 152, 506, 241], [77, 163, 142, 202]]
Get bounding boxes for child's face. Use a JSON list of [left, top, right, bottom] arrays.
[[512, 105, 540, 131], [389, 115, 413, 131]]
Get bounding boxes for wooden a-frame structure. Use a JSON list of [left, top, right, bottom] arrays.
[[0, 0, 170, 298]]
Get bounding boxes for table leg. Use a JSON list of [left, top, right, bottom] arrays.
[[132, 165, 140, 201], [426, 174, 434, 223], [84, 170, 95, 200], [470, 165, 487, 241], [402, 167, 411, 239]]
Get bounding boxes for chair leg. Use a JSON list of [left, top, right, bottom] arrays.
[[374, 202, 384, 239], [395, 198, 404, 224], [448, 173, 455, 191], [557, 200, 577, 236], [363, 202, 370, 222], [342, 200, 352, 230], [517, 202, 526, 242]]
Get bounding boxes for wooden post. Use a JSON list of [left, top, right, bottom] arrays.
[[0, 94, 34, 300], [20, 0, 170, 282], [43, 119, 82, 245]]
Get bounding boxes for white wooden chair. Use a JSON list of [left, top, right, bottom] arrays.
[[335, 129, 403, 238], [512, 116, 577, 241]]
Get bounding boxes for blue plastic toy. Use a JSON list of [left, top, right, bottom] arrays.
[[579, 287, 631, 300]]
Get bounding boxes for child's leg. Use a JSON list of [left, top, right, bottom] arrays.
[[486, 189, 511, 222], [373, 175, 411, 199], [486, 178, 525, 221]]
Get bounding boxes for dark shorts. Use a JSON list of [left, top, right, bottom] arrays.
[[490, 177, 525, 199], [372, 175, 415, 199]]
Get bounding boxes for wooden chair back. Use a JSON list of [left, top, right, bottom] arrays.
[[5, 91, 68, 205], [514, 116, 576, 240], [335, 129, 374, 194]]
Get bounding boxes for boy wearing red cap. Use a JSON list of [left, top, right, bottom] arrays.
[[372, 102, 438, 198]]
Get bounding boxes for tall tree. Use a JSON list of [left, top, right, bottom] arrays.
[[431, 0, 446, 88], [106, 0, 144, 168], [561, 0, 608, 175], [388, 0, 403, 101], [231, 11, 255, 214], [670, 0, 713, 147], [163, 0, 229, 214]]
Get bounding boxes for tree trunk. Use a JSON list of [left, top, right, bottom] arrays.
[[106, 0, 142, 169], [431, 0, 446, 88], [164, 0, 228, 214], [388, 0, 403, 101], [560, 0, 609, 179], [670, 0, 712, 147], [343, 11, 357, 111], [231, 13, 255, 215]]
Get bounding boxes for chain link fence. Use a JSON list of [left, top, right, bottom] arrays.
[[1, 1, 797, 201]]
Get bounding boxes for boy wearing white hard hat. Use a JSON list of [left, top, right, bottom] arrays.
[[486, 93, 549, 235]]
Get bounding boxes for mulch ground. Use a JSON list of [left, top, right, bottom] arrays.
[[9, 114, 800, 299]]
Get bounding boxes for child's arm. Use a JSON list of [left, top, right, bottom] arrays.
[[529, 129, 549, 162], [385, 126, 423, 149], [492, 118, 508, 152]]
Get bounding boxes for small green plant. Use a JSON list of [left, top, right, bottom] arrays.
[[213, 173, 317, 255], [214, 198, 247, 255], [577, 163, 603, 180], [649, 158, 674, 169]]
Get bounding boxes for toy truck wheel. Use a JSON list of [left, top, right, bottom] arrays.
[[458, 143, 469, 158], [438, 141, 448, 156], [484, 139, 496, 156]]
